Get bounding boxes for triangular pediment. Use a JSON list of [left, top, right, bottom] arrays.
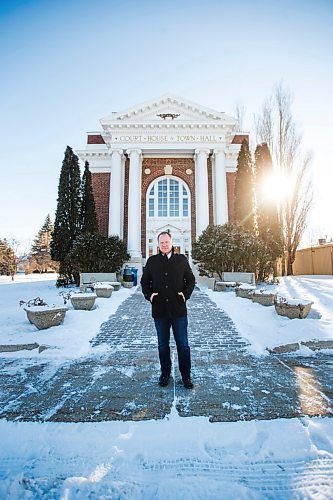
[[156, 223, 183, 234], [100, 93, 236, 125]]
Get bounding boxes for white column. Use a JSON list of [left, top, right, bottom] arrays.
[[120, 154, 126, 239], [109, 149, 123, 237], [195, 149, 210, 236], [126, 148, 142, 259], [213, 148, 228, 224]]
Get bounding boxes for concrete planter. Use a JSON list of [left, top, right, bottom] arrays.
[[251, 292, 276, 306], [274, 300, 313, 319], [109, 282, 121, 291], [24, 306, 68, 330], [94, 285, 114, 298], [122, 281, 134, 289], [235, 286, 256, 299], [215, 282, 226, 292], [70, 293, 97, 310]]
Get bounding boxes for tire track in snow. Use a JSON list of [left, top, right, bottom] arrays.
[[0, 455, 333, 497]]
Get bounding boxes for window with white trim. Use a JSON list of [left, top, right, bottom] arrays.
[[148, 178, 189, 218]]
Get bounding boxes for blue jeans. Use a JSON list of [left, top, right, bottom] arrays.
[[154, 316, 191, 378]]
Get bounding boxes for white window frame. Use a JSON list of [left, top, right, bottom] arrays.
[[148, 176, 189, 219]]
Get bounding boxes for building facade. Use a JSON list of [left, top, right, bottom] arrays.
[[77, 94, 247, 264]]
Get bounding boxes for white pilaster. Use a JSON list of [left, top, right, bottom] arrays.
[[195, 149, 210, 236], [213, 148, 228, 224], [126, 148, 142, 259], [109, 149, 124, 237]]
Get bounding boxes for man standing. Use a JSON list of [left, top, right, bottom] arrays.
[[141, 231, 195, 389]]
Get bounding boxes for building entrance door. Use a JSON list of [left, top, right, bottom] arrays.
[[155, 245, 181, 254], [146, 176, 191, 261]]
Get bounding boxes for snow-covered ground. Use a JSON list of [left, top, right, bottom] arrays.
[[1, 409, 333, 498], [0, 273, 137, 360], [1, 274, 333, 498], [207, 275, 333, 356]]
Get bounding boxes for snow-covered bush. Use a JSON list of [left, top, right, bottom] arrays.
[[67, 233, 130, 283], [19, 296, 48, 307], [192, 223, 260, 280]]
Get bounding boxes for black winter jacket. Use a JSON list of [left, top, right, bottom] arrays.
[[141, 252, 195, 318]]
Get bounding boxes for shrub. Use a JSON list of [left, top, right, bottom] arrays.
[[192, 223, 260, 279], [67, 234, 130, 281]]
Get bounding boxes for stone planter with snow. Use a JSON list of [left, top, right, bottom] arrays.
[[70, 293, 97, 311], [122, 281, 133, 289], [215, 282, 226, 292], [251, 291, 276, 307], [110, 282, 121, 291], [235, 284, 256, 299], [93, 283, 114, 298], [24, 306, 68, 330], [274, 297, 314, 319]]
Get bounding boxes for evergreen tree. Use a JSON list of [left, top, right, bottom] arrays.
[[0, 238, 17, 278], [254, 143, 284, 279], [81, 161, 98, 234], [30, 214, 55, 273], [234, 139, 255, 232], [51, 146, 82, 284]]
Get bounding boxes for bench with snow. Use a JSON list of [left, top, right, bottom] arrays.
[[79, 273, 121, 292], [214, 272, 256, 292]]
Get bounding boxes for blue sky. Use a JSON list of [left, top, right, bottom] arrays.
[[1, 0, 332, 251]]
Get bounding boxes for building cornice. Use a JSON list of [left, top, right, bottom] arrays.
[[76, 150, 110, 158], [102, 122, 233, 129], [101, 93, 228, 121]]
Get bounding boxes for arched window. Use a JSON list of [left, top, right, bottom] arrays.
[[148, 178, 189, 218]]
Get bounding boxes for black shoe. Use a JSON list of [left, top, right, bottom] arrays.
[[158, 373, 170, 387], [182, 377, 194, 389]]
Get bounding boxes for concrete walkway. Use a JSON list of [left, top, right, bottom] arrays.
[[0, 288, 333, 422]]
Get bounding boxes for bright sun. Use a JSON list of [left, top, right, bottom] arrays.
[[260, 172, 294, 205]]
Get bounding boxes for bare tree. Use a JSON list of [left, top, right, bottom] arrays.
[[234, 101, 245, 131], [283, 155, 312, 274], [255, 96, 274, 152], [254, 83, 313, 275]]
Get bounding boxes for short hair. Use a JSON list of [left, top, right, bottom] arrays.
[[157, 230, 172, 242]]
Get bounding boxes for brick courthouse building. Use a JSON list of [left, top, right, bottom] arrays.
[[77, 94, 247, 265]]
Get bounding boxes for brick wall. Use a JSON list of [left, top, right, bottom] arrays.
[[232, 134, 248, 144], [123, 158, 129, 246], [226, 172, 236, 222], [91, 173, 110, 236], [207, 155, 213, 225], [87, 134, 105, 144]]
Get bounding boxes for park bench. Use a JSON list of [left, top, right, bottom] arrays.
[[79, 272, 121, 292], [215, 271, 256, 291]]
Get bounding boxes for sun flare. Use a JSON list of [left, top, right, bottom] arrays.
[[260, 172, 293, 205]]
